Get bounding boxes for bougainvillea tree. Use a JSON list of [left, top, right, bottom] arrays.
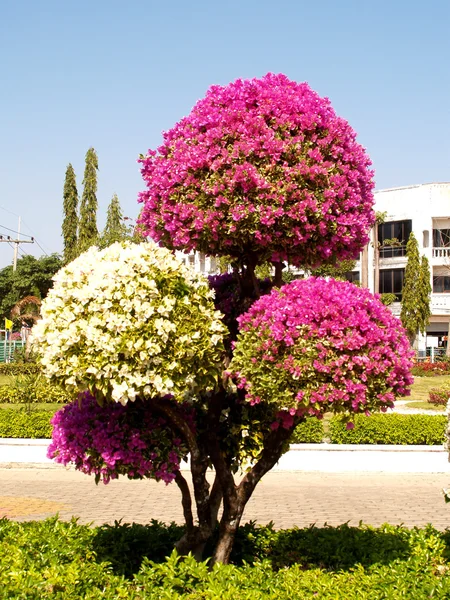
[[35, 74, 414, 564]]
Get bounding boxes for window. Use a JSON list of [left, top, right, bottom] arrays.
[[344, 271, 360, 284], [378, 220, 412, 258], [379, 268, 405, 301], [433, 229, 450, 248], [433, 276, 450, 293]]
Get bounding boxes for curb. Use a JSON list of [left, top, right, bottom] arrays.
[[0, 439, 448, 473]]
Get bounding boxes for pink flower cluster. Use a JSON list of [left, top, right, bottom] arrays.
[[47, 393, 190, 485], [232, 278, 414, 416], [138, 73, 375, 267]]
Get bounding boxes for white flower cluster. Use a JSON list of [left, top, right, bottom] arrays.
[[31, 242, 226, 404]]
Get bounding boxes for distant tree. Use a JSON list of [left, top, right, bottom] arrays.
[[0, 254, 62, 321], [98, 194, 131, 249], [78, 148, 99, 254], [400, 233, 431, 345], [309, 259, 357, 281], [62, 164, 79, 264]]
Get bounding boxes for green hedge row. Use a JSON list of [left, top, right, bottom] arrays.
[[0, 363, 40, 376], [0, 375, 71, 404], [329, 413, 446, 445], [0, 411, 446, 444], [291, 417, 324, 443], [0, 408, 54, 438], [1, 518, 450, 599]]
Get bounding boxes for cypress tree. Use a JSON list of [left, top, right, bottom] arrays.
[[400, 232, 431, 345], [78, 147, 99, 254], [99, 194, 130, 249], [62, 164, 78, 264]]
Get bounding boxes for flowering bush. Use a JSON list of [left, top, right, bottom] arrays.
[[230, 278, 414, 419], [31, 242, 226, 404], [428, 384, 450, 406], [138, 73, 375, 268], [48, 393, 190, 484], [411, 361, 450, 376]]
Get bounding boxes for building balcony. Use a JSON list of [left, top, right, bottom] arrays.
[[430, 293, 450, 314], [432, 247, 450, 259], [388, 295, 450, 317]]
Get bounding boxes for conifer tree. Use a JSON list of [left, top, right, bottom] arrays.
[[99, 194, 130, 249], [62, 164, 78, 264], [78, 147, 99, 254], [400, 232, 431, 345]]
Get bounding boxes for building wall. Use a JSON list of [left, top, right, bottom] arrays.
[[356, 182, 450, 354]]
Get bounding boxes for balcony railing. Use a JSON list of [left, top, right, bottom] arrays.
[[431, 294, 450, 314], [388, 295, 450, 316], [432, 247, 450, 258]]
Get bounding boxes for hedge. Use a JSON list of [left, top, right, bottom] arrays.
[[329, 413, 446, 445], [0, 375, 71, 404], [0, 363, 40, 376], [1, 518, 450, 599], [0, 407, 54, 438], [290, 417, 324, 443]]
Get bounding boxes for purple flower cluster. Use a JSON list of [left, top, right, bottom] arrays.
[[48, 393, 190, 484], [231, 278, 414, 417], [138, 73, 375, 267]]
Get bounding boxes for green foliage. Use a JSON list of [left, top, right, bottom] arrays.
[[78, 147, 99, 254], [329, 413, 446, 445], [0, 373, 71, 404], [309, 258, 357, 280], [62, 163, 79, 264], [1, 518, 450, 599], [290, 418, 324, 443], [0, 406, 54, 438], [99, 194, 134, 250], [0, 363, 40, 376], [400, 233, 431, 341], [429, 384, 450, 406], [0, 254, 62, 320], [380, 292, 397, 306]]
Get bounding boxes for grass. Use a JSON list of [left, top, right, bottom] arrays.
[[405, 401, 445, 412], [0, 374, 13, 386], [406, 374, 450, 402]]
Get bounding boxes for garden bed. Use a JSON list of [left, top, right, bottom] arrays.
[[1, 517, 450, 599]]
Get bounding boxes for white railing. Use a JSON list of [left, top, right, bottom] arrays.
[[432, 247, 450, 258], [431, 294, 450, 313]]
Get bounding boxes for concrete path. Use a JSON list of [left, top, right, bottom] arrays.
[[1, 468, 450, 531]]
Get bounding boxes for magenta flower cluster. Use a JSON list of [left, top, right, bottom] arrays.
[[230, 278, 414, 417], [47, 393, 190, 485], [138, 73, 375, 267]]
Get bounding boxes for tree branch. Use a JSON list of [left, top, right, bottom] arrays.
[[175, 471, 194, 531]]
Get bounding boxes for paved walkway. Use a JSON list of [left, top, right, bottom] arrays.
[[1, 468, 450, 530]]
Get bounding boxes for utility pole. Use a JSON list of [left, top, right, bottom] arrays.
[[0, 216, 34, 270]]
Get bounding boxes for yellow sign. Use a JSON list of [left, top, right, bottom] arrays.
[[4, 319, 13, 330]]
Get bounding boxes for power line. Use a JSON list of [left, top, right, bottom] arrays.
[[0, 224, 33, 239]]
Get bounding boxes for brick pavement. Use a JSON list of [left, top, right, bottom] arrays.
[[1, 468, 450, 530]]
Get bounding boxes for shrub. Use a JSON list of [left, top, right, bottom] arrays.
[[0, 363, 40, 376], [31, 242, 226, 404], [411, 361, 450, 377], [1, 518, 450, 599], [329, 413, 446, 445], [290, 418, 324, 443], [429, 384, 450, 406], [0, 407, 55, 438], [138, 73, 375, 268], [0, 374, 71, 404]]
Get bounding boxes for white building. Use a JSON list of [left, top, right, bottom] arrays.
[[354, 182, 450, 355]]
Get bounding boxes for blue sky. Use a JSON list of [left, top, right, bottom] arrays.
[[0, 0, 449, 268]]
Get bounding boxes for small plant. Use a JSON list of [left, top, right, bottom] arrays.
[[428, 384, 450, 406]]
